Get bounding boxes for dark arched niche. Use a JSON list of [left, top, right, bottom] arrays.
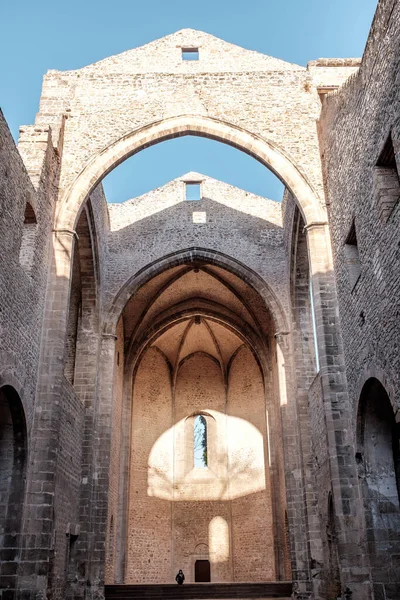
[[0, 385, 28, 593], [357, 377, 400, 594], [358, 378, 400, 510]]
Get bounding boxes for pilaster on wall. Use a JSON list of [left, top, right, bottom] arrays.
[[305, 223, 372, 600], [289, 210, 325, 600], [85, 334, 117, 599], [19, 230, 76, 599], [275, 335, 312, 600], [67, 206, 103, 599]]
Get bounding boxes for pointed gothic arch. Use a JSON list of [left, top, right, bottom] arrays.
[[56, 115, 326, 231]]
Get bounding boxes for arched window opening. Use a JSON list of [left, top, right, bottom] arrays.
[[19, 201, 37, 273], [64, 202, 99, 394], [66, 528, 79, 582], [209, 516, 229, 564], [194, 414, 208, 468]]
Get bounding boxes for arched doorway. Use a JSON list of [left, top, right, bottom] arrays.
[[0, 385, 28, 596], [357, 377, 400, 594]]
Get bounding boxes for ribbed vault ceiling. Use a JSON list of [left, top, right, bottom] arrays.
[[122, 262, 274, 371]]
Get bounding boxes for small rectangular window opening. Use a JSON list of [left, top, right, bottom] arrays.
[[186, 182, 201, 201], [374, 132, 400, 222], [182, 48, 199, 61], [344, 219, 361, 290]]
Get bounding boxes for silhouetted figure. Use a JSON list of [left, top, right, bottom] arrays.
[[343, 588, 353, 600], [175, 569, 185, 585]]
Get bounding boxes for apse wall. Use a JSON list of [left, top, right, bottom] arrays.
[[228, 346, 275, 581], [126, 342, 275, 583], [173, 353, 231, 583], [127, 347, 173, 583]]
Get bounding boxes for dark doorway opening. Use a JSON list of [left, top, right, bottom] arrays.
[[195, 559, 211, 582], [0, 386, 27, 595]]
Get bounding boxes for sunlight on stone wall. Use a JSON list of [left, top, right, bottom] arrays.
[[209, 516, 230, 563]]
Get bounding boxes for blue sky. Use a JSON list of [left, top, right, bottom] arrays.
[[1, 0, 377, 202]]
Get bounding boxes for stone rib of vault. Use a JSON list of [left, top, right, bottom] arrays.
[[54, 29, 305, 74]]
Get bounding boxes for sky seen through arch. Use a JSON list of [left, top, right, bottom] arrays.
[[1, 0, 377, 202]]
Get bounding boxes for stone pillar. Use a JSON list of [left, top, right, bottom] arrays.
[[85, 334, 117, 599], [275, 335, 313, 599], [18, 230, 76, 600], [305, 223, 372, 600], [68, 328, 101, 599], [115, 369, 134, 585]]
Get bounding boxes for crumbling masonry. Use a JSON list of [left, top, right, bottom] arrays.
[[0, 1, 400, 599]]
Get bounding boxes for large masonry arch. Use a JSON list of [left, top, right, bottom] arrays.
[[6, 17, 398, 600], [106, 249, 295, 586], [104, 248, 290, 337], [56, 115, 326, 230]]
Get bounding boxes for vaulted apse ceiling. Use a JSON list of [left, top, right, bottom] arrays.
[[121, 262, 274, 372]]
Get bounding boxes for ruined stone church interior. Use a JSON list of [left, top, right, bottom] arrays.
[[0, 1, 399, 599]]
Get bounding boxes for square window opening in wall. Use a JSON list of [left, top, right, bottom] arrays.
[[344, 219, 361, 291], [185, 182, 202, 201], [182, 48, 199, 61], [374, 132, 400, 223]]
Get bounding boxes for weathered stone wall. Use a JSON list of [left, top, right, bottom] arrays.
[[0, 112, 55, 426], [1, 4, 400, 598], [228, 346, 275, 582], [53, 379, 85, 596], [34, 27, 354, 215], [0, 112, 59, 597], [307, 58, 360, 91], [320, 0, 400, 408], [320, 0, 400, 597], [0, 114, 109, 598], [106, 173, 287, 313], [28, 31, 357, 597], [127, 347, 173, 583], [126, 342, 274, 584], [173, 354, 230, 583]]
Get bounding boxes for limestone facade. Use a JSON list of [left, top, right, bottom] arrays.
[[0, 1, 399, 599]]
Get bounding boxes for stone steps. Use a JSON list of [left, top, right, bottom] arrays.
[[105, 582, 292, 599]]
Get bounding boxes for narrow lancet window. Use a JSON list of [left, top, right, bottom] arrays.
[[194, 414, 207, 468]]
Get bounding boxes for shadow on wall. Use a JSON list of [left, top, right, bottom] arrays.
[[106, 195, 284, 288], [0, 386, 27, 595], [356, 377, 400, 593]]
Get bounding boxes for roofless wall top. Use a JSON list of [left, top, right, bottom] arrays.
[[28, 29, 359, 228]]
